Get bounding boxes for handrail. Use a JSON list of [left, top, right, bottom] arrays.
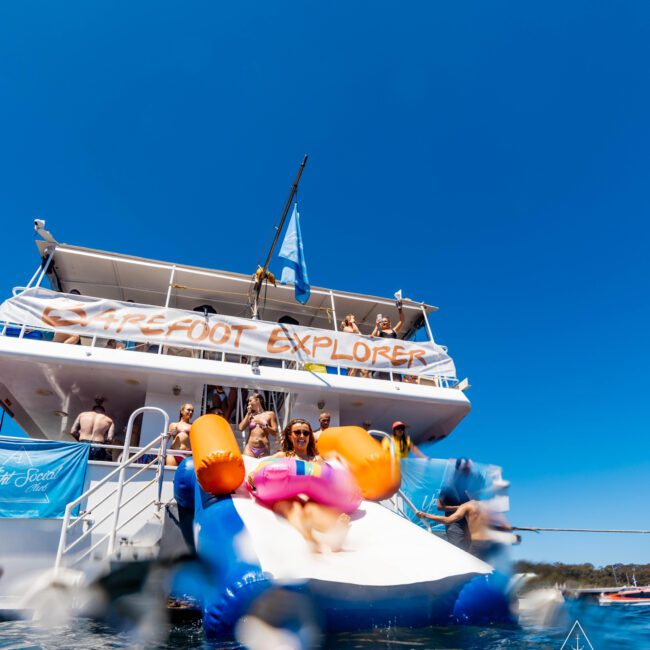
[[397, 488, 432, 533], [54, 407, 170, 571], [108, 407, 169, 555], [54, 432, 166, 570], [368, 431, 433, 533]]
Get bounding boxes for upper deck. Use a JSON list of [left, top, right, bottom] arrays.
[[0, 236, 470, 445]]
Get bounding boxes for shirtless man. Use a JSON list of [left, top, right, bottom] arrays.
[[166, 403, 194, 467], [417, 500, 514, 562], [313, 412, 331, 441], [70, 403, 115, 461], [238, 392, 278, 458]]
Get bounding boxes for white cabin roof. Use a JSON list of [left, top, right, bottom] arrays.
[[36, 240, 437, 337]]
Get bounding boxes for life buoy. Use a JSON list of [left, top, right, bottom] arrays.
[[246, 457, 362, 514]]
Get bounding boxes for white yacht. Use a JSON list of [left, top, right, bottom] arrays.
[[0, 224, 511, 635]]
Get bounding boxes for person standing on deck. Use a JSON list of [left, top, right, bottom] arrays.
[[166, 403, 194, 467], [70, 400, 115, 461], [314, 412, 331, 441], [382, 421, 427, 459], [370, 306, 405, 380], [239, 392, 278, 458]]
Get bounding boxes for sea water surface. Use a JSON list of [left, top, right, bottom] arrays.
[[0, 601, 648, 649]]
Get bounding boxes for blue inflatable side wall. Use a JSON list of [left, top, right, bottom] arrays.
[[172, 459, 513, 637]]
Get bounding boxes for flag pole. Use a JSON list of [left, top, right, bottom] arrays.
[[252, 154, 308, 318]]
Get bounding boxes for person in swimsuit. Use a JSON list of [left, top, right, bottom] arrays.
[[417, 500, 516, 564], [370, 307, 405, 379], [251, 418, 351, 551], [166, 403, 194, 466], [238, 392, 278, 458]]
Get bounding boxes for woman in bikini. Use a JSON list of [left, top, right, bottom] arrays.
[[165, 403, 194, 467], [251, 418, 351, 551], [238, 392, 278, 458]]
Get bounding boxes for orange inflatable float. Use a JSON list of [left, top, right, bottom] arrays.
[[317, 426, 401, 500], [189, 414, 245, 494]]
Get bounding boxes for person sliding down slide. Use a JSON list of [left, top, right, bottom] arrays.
[[247, 418, 361, 552]]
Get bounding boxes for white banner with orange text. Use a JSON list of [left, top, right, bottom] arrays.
[[0, 288, 456, 377]]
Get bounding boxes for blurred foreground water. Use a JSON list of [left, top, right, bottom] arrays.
[[1, 600, 648, 649]]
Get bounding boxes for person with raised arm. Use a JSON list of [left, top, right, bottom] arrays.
[[238, 392, 278, 458]]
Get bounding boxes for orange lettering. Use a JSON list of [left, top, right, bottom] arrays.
[[313, 335, 333, 355], [209, 322, 231, 345], [187, 319, 209, 342], [331, 338, 353, 361], [372, 345, 392, 365], [291, 333, 311, 354], [165, 318, 193, 338], [87, 309, 119, 331], [42, 304, 87, 328], [116, 312, 146, 334], [352, 341, 371, 362], [407, 348, 427, 367], [389, 345, 408, 367], [231, 324, 256, 348], [267, 327, 292, 354], [141, 314, 166, 336]]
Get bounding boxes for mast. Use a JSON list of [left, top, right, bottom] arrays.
[[251, 154, 308, 318]]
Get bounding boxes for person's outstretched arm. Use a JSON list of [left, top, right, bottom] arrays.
[[393, 308, 405, 334], [418, 502, 470, 524], [410, 443, 427, 459]]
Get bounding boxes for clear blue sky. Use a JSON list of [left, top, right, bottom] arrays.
[[1, 2, 648, 565]]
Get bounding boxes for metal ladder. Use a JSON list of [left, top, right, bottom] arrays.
[[54, 407, 170, 571]]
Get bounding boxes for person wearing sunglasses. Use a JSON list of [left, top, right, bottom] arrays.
[[261, 418, 351, 551], [382, 421, 427, 459], [166, 403, 194, 467]]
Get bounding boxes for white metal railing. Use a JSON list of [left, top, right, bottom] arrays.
[[54, 407, 170, 572], [0, 319, 458, 389], [368, 430, 435, 533]]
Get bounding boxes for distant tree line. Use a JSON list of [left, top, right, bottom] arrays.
[[514, 561, 650, 588]]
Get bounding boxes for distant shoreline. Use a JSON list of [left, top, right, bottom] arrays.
[[515, 561, 650, 588]]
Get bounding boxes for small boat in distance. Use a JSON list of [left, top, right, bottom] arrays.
[[599, 586, 650, 606]]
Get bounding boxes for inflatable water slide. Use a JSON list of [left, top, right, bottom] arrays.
[[171, 415, 511, 637]]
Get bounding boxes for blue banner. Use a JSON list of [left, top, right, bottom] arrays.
[[0, 437, 89, 518]]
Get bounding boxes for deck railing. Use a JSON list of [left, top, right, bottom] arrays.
[[0, 318, 458, 389]]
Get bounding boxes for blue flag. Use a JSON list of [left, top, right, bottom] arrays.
[[278, 203, 310, 304]]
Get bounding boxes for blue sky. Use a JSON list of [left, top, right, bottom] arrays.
[[1, 2, 648, 565]]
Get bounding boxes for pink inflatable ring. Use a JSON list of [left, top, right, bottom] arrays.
[[247, 457, 362, 514]]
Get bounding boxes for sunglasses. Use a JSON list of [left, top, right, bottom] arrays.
[[291, 429, 311, 437]]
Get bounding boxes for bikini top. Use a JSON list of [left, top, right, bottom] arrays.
[[249, 417, 268, 430]]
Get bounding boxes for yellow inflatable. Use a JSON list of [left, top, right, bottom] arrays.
[[317, 426, 401, 500], [190, 414, 245, 494]]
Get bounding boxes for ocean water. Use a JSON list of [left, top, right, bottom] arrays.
[[0, 601, 648, 649]]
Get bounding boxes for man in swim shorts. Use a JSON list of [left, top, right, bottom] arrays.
[[70, 401, 115, 461]]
